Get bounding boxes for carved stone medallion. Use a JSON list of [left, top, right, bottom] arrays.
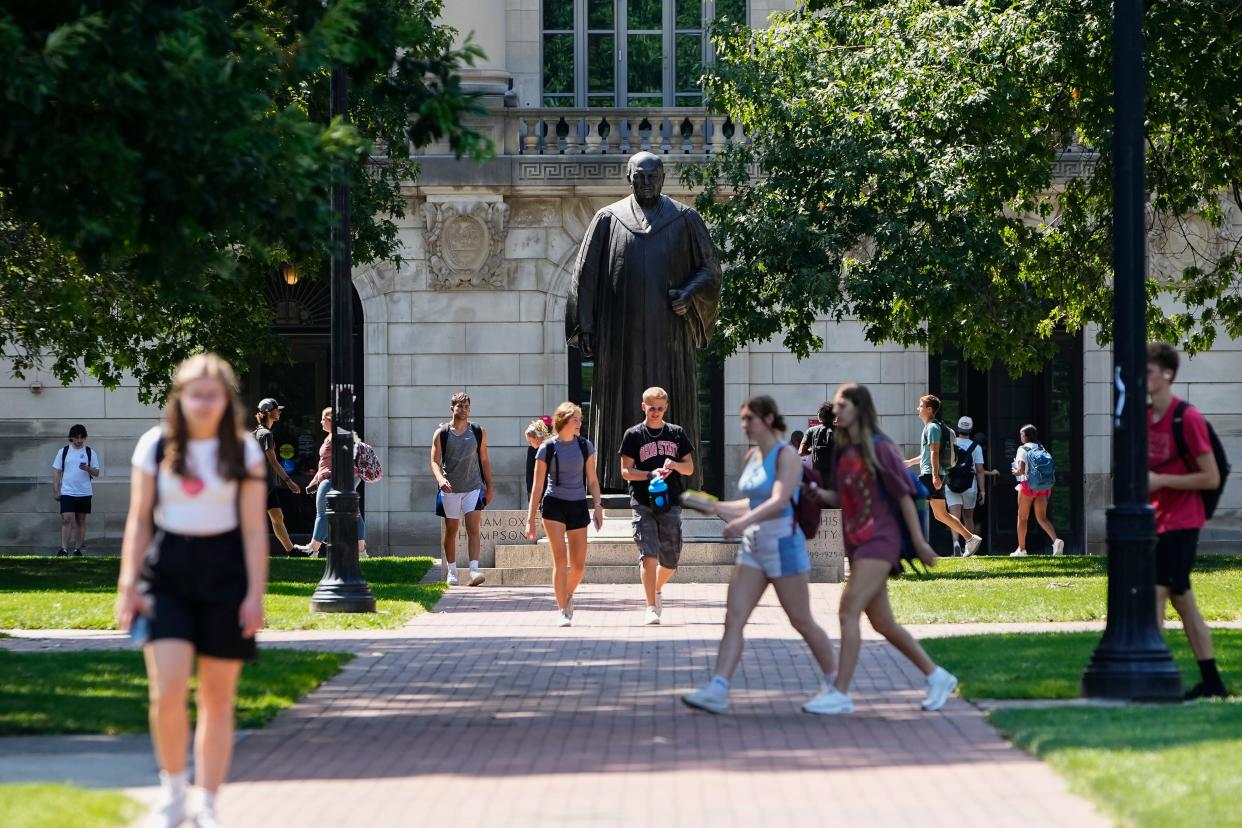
[[423, 201, 509, 289]]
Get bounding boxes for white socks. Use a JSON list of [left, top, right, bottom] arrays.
[[448, 562, 458, 573], [469, 560, 480, 573]]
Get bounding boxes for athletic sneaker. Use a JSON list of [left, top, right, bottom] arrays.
[[1052, 539, 1065, 556], [144, 787, 186, 828], [802, 686, 854, 715], [1184, 681, 1230, 700], [358, 549, 369, 560], [192, 798, 222, 828], [964, 535, 983, 556], [446, 569, 460, 586], [56, 548, 68, 557], [469, 569, 486, 586], [654, 591, 663, 618], [681, 683, 729, 714], [288, 544, 312, 558], [557, 610, 572, 628], [1009, 549, 1028, 557], [922, 667, 958, 711], [644, 607, 661, 626]]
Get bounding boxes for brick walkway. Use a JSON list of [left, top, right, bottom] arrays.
[[213, 583, 1105, 827]]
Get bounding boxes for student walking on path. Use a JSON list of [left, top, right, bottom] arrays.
[[619, 386, 694, 625], [809, 384, 957, 715], [252, 398, 305, 557], [52, 424, 101, 556], [906, 395, 982, 555], [1009, 425, 1064, 556], [298, 407, 367, 560], [681, 395, 838, 714], [945, 416, 986, 556], [526, 402, 604, 627], [430, 392, 494, 586], [114, 354, 268, 828], [1147, 342, 1230, 698]]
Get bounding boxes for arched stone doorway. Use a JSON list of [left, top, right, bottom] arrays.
[[240, 272, 365, 537]]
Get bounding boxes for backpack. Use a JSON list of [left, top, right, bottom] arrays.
[[1023, 443, 1056, 491], [808, 424, 835, 480], [546, 436, 590, 491], [946, 440, 979, 493], [873, 436, 931, 575], [927, 420, 955, 472], [435, 423, 487, 515], [1171, 400, 1231, 520], [792, 457, 824, 539], [353, 439, 383, 483], [60, 444, 93, 471]]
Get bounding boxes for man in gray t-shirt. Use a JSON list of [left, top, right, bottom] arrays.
[[430, 392, 494, 586]]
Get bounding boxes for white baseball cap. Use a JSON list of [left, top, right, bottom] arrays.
[[956, 416, 974, 433]]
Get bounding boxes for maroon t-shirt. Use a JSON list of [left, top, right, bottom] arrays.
[[832, 437, 917, 564]]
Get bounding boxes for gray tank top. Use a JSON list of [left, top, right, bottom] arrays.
[[442, 423, 484, 492]]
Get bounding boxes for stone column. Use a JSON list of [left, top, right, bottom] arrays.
[[439, 0, 511, 101]]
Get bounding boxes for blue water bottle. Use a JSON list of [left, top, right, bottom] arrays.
[[648, 472, 671, 515]]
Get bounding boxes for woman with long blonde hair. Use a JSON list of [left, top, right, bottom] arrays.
[[115, 354, 268, 827], [526, 402, 604, 626], [809, 383, 957, 714]]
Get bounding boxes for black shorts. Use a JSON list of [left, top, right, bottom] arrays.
[[1155, 529, 1199, 596], [919, 474, 946, 501], [541, 495, 591, 531], [266, 486, 282, 510], [138, 529, 256, 661], [59, 495, 92, 514]]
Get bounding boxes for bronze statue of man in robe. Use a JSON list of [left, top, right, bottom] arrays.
[[566, 151, 722, 491]]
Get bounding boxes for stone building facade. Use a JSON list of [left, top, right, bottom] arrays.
[[1, 0, 1240, 555]]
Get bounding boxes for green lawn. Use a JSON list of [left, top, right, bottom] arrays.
[[0, 784, 140, 828], [889, 555, 1242, 623], [922, 629, 1242, 700], [923, 630, 1241, 827], [0, 556, 445, 630], [0, 648, 351, 735]]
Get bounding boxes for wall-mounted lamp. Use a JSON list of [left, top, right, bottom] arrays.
[[280, 261, 299, 286], [30, 381, 42, 395]]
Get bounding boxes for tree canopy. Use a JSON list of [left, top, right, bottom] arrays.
[[684, 0, 1242, 372], [0, 0, 487, 400]]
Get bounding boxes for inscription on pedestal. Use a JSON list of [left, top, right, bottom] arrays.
[[807, 509, 844, 565], [448, 509, 542, 568]]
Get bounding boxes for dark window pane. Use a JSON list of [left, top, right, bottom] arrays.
[[543, 95, 575, 107], [675, 94, 702, 106], [627, 33, 662, 95], [677, 0, 702, 29], [628, 95, 662, 107], [715, 0, 746, 23], [543, 0, 574, 30], [588, 34, 615, 94], [588, 94, 616, 108], [587, 0, 613, 29], [543, 33, 574, 95], [676, 33, 703, 92], [940, 359, 960, 395], [628, 0, 661, 30]]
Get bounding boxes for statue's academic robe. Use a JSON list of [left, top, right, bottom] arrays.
[[566, 194, 721, 491]]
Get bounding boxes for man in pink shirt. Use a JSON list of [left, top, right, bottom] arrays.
[[1147, 342, 1229, 699]]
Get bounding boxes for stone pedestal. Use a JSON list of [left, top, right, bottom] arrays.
[[806, 509, 846, 582]]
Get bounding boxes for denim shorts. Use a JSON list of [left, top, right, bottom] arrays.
[[737, 519, 810, 579]]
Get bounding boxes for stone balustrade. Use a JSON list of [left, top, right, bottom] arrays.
[[502, 108, 750, 157]]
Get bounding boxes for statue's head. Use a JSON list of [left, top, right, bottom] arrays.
[[626, 151, 665, 208]]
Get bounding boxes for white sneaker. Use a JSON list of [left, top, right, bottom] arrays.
[[1009, 549, 1028, 557], [193, 795, 222, 828], [469, 569, 486, 586], [964, 535, 983, 556], [557, 610, 572, 627], [681, 683, 729, 714], [654, 591, 663, 618], [922, 667, 958, 711], [802, 686, 854, 715], [144, 791, 186, 828], [1052, 539, 1065, 556], [644, 607, 661, 625], [446, 568, 459, 586], [358, 549, 369, 559]]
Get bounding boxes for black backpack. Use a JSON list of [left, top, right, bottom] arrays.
[[546, 436, 589, 490], [1171, 401, 1230, 520], [808, 424, 835, 479], [60, 444, 93, 471], [946, 440, 979, 493]]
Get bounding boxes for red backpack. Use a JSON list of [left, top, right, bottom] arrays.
[[792, 459, 824, 539]]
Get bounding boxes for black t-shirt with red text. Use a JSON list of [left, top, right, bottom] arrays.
[[619, 422, 694, 507]]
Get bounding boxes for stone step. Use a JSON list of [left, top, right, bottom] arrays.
[[458, 564, 843, 586], [495, 541, 737, 568]]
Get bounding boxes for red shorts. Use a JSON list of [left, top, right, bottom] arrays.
[[1019, 481, 1052, 498]]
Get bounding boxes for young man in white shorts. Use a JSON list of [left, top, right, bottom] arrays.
[[944, 416, 986, 556], [430, 392, 494, 586]]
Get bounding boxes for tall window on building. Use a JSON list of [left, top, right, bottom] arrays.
[[542, 0, 748, 108]]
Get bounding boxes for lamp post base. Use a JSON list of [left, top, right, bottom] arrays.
[[310, 576, 377, 614], [310, 489, 376, 614]]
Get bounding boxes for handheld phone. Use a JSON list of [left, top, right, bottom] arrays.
[[129, 614, 151, 648]]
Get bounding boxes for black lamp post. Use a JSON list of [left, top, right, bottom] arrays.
[[1080, 0, 1179, 699], [311, 65, 376, 614]]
